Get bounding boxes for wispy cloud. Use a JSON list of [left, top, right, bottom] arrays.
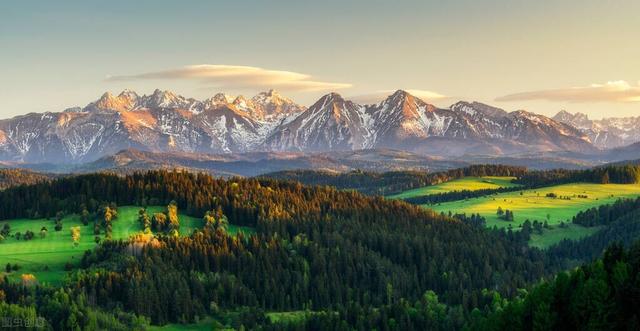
[[496, 81, 640, 103], [349, 89, 449, 104], [106, 64, 352, 92]]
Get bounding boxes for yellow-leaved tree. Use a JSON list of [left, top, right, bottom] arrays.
[[71, 226, 81, 247]]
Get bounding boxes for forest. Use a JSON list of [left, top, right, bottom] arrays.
[[513, 165, 640, 187], [0, 169, 53, 191], [264, 164, 527, 196], [0, 169, 638, 329], [266, 165, 640, 206]]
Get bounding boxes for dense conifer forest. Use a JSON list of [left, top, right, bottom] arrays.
[[513, 165, 640, 187], [0, 169, 52, 191]]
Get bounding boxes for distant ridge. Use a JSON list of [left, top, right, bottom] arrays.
[[553, 110, 640, 149], [0, 89, 602, 164]]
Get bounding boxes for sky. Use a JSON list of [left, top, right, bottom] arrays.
[[1, 0, 639, 119]]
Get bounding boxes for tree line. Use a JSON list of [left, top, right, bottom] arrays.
[[547, 205, 640, 266], [0, 168, 52, 190], [400, 164, 640, 207], [263, 164, 527, 196], [571, 197, 640, 227], [514, 165, 640, 187]]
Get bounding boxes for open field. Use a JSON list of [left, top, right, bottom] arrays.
[[0, 206, 254, 284], [529, 224, 603, 249], [146, 311, 311, 330], [148, 317, 221, 331], [266, 311, 310, 324], [430, 183, 640, 227], [426, 182, 640, 247], [388, 176, 519, 200]]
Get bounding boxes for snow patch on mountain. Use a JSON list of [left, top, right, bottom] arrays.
[[553, 110, 640, 148], [0, 89, 604, 163]]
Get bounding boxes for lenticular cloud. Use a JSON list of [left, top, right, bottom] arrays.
[[107, 64, 352, 92]]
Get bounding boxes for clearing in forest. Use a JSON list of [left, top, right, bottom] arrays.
[[0, 206, 254, 284], [388, 176, 519, 200], [428, 182, 640, 247]]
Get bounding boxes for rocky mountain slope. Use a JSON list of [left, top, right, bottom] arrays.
[[553, 110, 640, 149], [0, 89, 600, 163], [266, 91, 595, 155]]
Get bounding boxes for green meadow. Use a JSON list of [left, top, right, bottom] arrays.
[[389, 178, 640, 248], [528, 224, 603, 249], [0, 206, 254, 284], [145, 311, 312, 330], [147, 317, 220, 331], [430, 183, 640, 227], [266, 311, 310, 324], [426, 182, 640, 247], [388, 176, 520, 200]]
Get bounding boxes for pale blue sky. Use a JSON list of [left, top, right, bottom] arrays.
[[1, 0, 639, 119]]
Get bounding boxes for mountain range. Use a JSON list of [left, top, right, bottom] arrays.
[[0, 89, 636, 164], [552, 110, 640, 149]]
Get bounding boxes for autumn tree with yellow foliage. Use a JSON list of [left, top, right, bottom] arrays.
[[70, 226, 81, 247]]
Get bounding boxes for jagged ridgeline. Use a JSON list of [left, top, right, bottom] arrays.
[[0, 89, 601, 164]]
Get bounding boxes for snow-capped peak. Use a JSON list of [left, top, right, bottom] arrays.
[[232, 95, 254, 112], [6, 88, 604, 164], [379, 90, 427, 109], [553, 110, 590, 125], [135, 89, 205, 113], [251, 90, 305, 118], [85, 90, 139, 112], [212, 92, 234, 104], [390, 89, 411, 98], [318, 92, 345, 104], [146, 89, 179, 108], [451, 101, 508, 118], [118, 89, 139, 99]]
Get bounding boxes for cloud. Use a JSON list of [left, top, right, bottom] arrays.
[[349, 89, 449, 104], [495, 80, 640, 103], [106, 64, 352, 92]]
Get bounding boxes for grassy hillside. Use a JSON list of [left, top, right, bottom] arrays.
[[0, 206, 254, 284], [388, 177, 640, 248], [528, 224, 602, 248], [388, 176, 519, 199], [426, 182, 640, 247], [430, 183, 640, 227]]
